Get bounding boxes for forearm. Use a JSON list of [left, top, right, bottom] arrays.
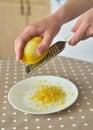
[[53, 0, 93, 25]]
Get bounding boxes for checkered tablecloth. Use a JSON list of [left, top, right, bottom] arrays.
[[0, 56, 93, 130]]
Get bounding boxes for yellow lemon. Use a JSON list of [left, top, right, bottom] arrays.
[[20, 36, 47, 64]]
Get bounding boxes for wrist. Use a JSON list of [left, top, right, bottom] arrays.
[[52, 5, 69, 26]]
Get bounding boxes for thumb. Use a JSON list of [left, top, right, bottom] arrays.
[[37, 33, 52, 55]]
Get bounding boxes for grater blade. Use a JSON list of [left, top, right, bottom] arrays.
[[26, 41, 66, 75]]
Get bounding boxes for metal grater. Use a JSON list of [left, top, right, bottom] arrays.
[[26, 34, 74, 75], [26, 41, 66, 75]]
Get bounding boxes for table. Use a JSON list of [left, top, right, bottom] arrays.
[[0, 56, 93, 130]]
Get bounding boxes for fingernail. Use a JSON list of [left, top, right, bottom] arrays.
[[70, 40, 76, 46], [37, 47, 46, 55]]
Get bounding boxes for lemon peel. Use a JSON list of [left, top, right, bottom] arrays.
[[20, 36, 47, 64]]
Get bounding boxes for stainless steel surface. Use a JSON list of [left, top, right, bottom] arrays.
[[26, 41, 66, 75]]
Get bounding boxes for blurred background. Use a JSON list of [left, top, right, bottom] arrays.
[[0, 0, 93, 62]]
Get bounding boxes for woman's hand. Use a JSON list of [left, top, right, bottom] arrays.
[[70, 8, 93, 45], [15, 15, 62, 61]]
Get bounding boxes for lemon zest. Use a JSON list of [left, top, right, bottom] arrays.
[[29, 85, 66, 105]]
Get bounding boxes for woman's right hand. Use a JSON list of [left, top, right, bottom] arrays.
[[15, 14, 62, 61]]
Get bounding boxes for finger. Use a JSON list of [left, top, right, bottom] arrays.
[[71, 19, 82, 32], [15, 25, 37, 60], [15, 37, 26, 60], [85, 27, 93, 37], [81, 31, 93, 40], [37, 32, 53, 55], [70, 22, 90, 45]]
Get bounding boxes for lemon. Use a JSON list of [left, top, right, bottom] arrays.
[[20, 36, 47, 64]]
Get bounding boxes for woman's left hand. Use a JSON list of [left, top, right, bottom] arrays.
[[70, 8, 93, 45]]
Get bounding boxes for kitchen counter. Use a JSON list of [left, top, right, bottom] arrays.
[[0, 56, 93, 130]]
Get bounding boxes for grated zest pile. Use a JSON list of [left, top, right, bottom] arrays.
[[30, 85, 66, 105]]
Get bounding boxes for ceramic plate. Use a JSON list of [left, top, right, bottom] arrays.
[[8, 76, 78, 114]]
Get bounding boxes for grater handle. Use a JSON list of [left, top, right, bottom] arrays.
[[65, 33, 74, 43]]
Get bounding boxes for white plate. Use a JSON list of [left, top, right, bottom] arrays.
[[8, 75, 78, 114]]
